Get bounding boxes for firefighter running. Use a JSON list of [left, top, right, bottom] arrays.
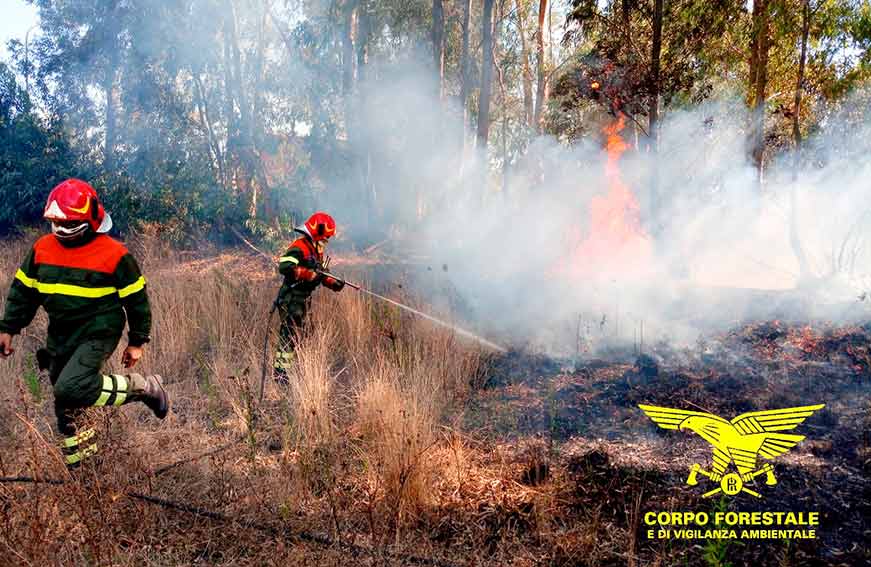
[[273, 212, 345, 383], [0, 179, 169, 470]]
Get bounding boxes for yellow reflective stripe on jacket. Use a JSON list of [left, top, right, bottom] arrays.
[[118, 276, 146, 298], [14, 269, 38, 288], [278, 255, 299, 264], [15, 269, 118, 299]]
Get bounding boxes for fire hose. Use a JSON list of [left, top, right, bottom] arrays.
[[313, 268, 507, 353]]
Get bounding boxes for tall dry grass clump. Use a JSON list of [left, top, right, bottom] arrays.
[[286, 319, 339, 447], [146, 263, 272, 431], [354, 357, 438, 521], [300, 283, 485, 528]]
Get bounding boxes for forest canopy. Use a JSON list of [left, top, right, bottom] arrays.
[[2, 0, 870, 247]]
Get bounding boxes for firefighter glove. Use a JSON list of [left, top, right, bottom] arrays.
[[323, 276, 345, 292]]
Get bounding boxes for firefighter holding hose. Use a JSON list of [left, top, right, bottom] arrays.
[[273, 212, 345, 383], [0, 179, 168, 470]]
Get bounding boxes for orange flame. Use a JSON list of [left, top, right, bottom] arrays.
[[564, 113, 652, 276]]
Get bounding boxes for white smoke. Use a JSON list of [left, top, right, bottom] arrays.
[[331, 56, 871, 355]]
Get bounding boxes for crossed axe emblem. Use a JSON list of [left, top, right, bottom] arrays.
[[687, 462, 777, 498]]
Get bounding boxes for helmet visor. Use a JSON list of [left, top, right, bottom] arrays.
[[52, 221, 90, 240], [96, 212, 113, 233]]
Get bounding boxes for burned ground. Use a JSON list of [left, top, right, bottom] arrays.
[[467, 321, 870, 565]]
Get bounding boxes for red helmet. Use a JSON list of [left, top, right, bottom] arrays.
[[44, 179, 112, 234], [303, 212, 337, 242]]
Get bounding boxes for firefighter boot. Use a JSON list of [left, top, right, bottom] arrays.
[[128, 373, 169, 419]]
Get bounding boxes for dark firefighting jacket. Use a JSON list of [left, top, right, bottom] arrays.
[[0, 234, 151, 355], [276, 234, 342, 310]]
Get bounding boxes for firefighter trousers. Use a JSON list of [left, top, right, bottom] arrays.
[[274, 301, 307, 380], [45, 336, 133, 467]]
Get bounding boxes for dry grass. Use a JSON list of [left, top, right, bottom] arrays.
[[0, 232, 490, 565]]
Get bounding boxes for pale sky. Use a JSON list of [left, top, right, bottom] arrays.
[[0, 0, 39, 61]]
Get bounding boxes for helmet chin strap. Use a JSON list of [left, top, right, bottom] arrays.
[[52, 222, 91, 241]]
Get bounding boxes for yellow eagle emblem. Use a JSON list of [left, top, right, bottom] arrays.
[[639, 403, 825, 498]]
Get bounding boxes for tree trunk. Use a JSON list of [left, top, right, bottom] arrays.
[[548, 0, 553, 68], [649, 0, 662, 149], [222, 31, 236, 145], [229, 6, 249, 146], [459, 0, 472, 132], [792, 1, 810, 153], [225, 0, 258, 218], [532, 0, 549, 134], [456, 0, 473, 183], [515, 0, 533, 128], [621, 0, 631, 32], [342, 0, 358, 168], [222, 7, 239, 200], [357, 3, 374, 227], [357, 2, 370, 83], [790, 0, 812, 281], [477, 0, 495, 148], [193, 73, 225, 187], [253, 7, 271, 218], [432, 0, 445, 98], [648, 0, 663, 232], [342, 2, 357, 98], [495, 0, 509, 194], [748, 0, 770, 186]]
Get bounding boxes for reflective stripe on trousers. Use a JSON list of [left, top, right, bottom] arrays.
[[60, 427, 98, 467], [274, 351, 295, 370], [93, 374, 129, 407]]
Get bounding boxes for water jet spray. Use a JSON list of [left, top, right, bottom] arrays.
[[316, 269, 507, 353]]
